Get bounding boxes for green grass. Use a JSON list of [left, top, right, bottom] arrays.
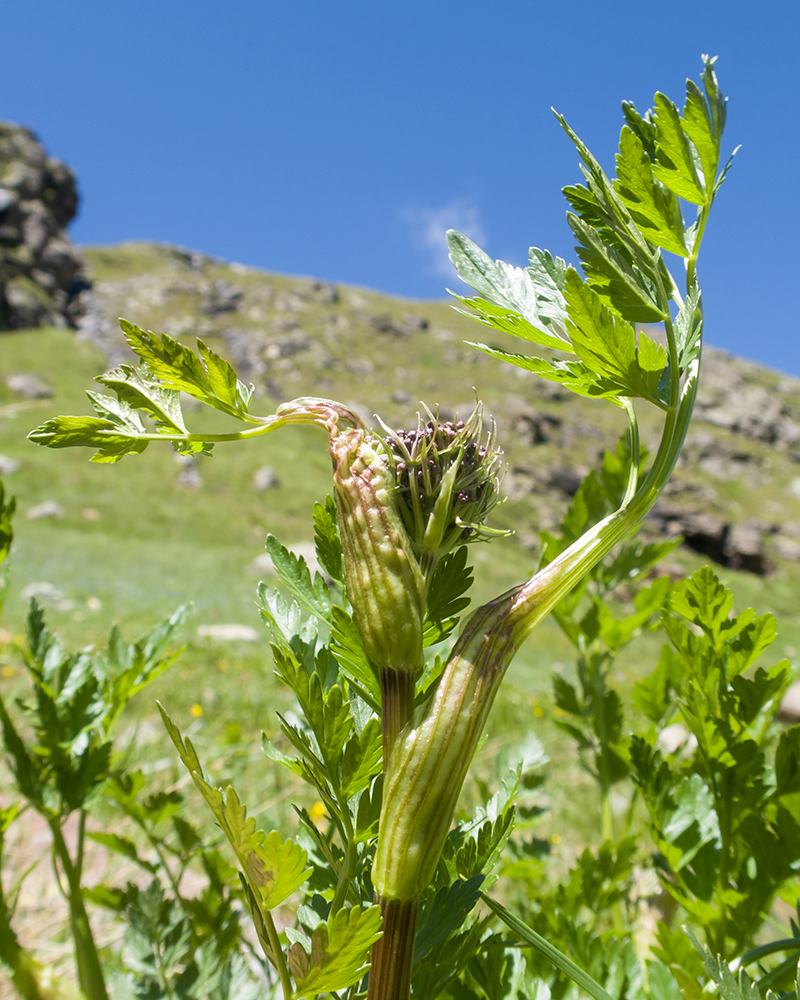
[[2, 242, 800, 872]]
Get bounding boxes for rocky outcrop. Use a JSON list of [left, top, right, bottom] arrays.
[[0, 122, 87, 330]]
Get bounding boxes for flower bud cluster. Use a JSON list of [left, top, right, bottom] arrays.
[[382, 405, 504, 578]]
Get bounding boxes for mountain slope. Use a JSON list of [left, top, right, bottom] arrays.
[[2, 241, 800, 698]]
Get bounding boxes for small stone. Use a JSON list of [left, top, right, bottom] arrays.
[[0, 454, 20, 475], [178, 468, 203, 489], [201, 278, 243, 315], [86, 596, 102, 611], [26, 499, 64, 520], [779, 681, 800, 722], [401, 313, 429, 332], [20, 581, 64, 602], [81, 507, 100, 521], [6, 372, 53, 399], [252, 465, 280, 491], [196, 624, 260, 642]]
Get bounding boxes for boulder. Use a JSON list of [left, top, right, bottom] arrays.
[[0, 122, 88, 330], [6, 372, 52, 399]]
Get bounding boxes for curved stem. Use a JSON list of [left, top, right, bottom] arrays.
[[621, 399, 639, 506]]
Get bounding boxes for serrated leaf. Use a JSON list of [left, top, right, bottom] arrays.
[[290, 904, 382, 998], [450, 293, 569, 353], [455, 807, 515, 882], [414, 877, 484, 964], [158, 703, 311, 910], [564, 269, 667, 404], [95, 363, 188, 434], [468, 342, 627, 406], [27, 410, 149, 463], [615, 126, 688, 257], [567, 215, 666, 324], [447, 231, 569, 342], [119, 318, 255, 420], [653, 94, 706, 205], [313, 496, 343, 585], [674, 281, 703, 368], [682, 79, 720, 194], [87, 831, 154, 871], [684, 927, 761, 1000], [340, 717, 382, 799], [264, 535, 332, 624], [621, 100, 658, 158], [330, 606, 381, 707], [423, 546, 474, 646]]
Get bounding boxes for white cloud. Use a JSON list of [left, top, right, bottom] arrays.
[[402, 198, 486, 280]]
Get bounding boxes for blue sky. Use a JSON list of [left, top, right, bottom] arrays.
[[4, 1, 799, 375]]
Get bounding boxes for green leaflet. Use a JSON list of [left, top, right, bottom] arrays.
[[566, 214, 666, 324], [450, 293, 568, 352], [329, 605, 381, 707], [312, 496, 344, 585], [564, 269, 668, 405], [158, 704, 311, 912], [340, 717, 382, 799], [414, 876, 484, 964], [119, 319, 255, 420], [467, 343, 628, 407], [28, 403, 150, 464], [653, 92, 706, 205], [674, 281, 703, 368], [685, 929, 761, 1000], [422, 546, 474, 646], [447, 231, 569, 347], [288, 903, 382, 998], [614, 126, 688, 257], [95, 363, 188, 435], [264, 534, 333, 625]]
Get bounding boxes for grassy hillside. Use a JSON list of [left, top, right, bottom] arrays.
[[2, 240, 800, 732], [3, 243, 800, 994]]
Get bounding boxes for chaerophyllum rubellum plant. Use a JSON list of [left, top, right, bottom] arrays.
[[28, 56, 735, 1000]]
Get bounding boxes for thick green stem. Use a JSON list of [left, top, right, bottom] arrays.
[[50, 822, 108, 1000], [367, 898, 419, 1000]]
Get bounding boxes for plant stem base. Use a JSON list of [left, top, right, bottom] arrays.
[[367, 897, 419, 1000]]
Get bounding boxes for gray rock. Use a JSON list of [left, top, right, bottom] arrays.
[[196, 624, 260, 642], [779, 682, 800, 722], [401, 313, 429, 332], [201, 279, 243, 315], [0, 121, 87, 330], [177, 468, 203, 488], [370, 314, 407, 337], [252, 465, 280, 490], [510, 409, 562, 445], [6, 372, 52, 398], [26, 500, 65, 520], [648, 505, 772, 575], [0, 454, 20, 475], [300, 280, 339, 305]]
